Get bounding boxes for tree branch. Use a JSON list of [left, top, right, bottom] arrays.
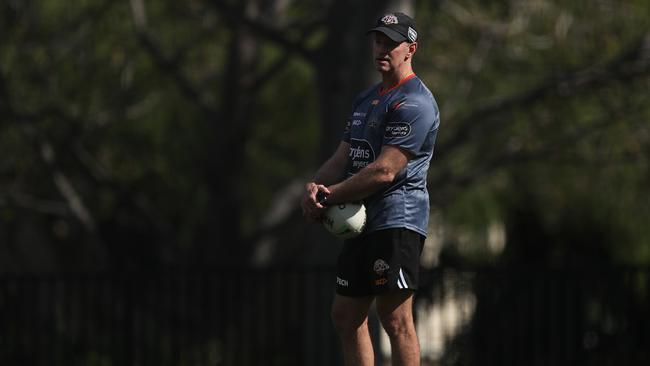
[[243, 51, 292, 91], [437, 33, 650, 161], [430, 102, 643, 204], [2, 69, 96, 229], [130, 0, 217, 118], [3, 192, 69, 216], [210, 0, 319, 62]]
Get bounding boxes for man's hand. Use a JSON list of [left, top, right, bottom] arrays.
[[300, 182, 331, 222]]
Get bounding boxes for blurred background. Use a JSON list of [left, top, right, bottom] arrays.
[[1, 0, 649, 365]]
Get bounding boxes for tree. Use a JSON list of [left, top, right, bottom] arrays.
[[1, 0, 649, 272]]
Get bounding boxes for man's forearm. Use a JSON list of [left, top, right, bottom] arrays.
[[323, 145, 410, 205], [311, 142, 350, 186], [325, 162, 394, 205], [312, 157, 345, 186]]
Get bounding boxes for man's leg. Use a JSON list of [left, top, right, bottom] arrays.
[[331, 294, 375, 366], [376, 290, 419, 366]]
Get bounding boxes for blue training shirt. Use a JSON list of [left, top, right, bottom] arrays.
[[342, 74, 440, 237]]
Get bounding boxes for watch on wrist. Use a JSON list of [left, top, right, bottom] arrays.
[[316, 191, 329, 206]]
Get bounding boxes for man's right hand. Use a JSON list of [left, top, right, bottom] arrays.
[[300, 182, 330, 222]]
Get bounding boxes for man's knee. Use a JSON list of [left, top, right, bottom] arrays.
[[331, 303, 364, 333], [377, 310, 413, 337], [376, 291, 415, 337]]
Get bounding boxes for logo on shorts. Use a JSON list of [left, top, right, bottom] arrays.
[[375, 278, 388, 286], [373, 259, 389, 276], [336, 277, 349, 287]]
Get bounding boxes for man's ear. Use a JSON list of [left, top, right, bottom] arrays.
[[408, 42, 418, 56]]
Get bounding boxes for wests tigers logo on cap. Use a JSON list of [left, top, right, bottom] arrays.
[[380, 14, 398, 25]]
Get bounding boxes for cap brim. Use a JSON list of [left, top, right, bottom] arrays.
[[367, 27, 408, 43]]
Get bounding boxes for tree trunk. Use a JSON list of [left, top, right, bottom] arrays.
[[201, 1, 261, 266]]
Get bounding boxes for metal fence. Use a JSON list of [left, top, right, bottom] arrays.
[[1, 267, 648, 366]]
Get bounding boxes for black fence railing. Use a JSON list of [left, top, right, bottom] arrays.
[[0, 267, 648, 366]]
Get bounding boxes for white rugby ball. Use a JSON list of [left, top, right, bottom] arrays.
[[321, 203, 367, 239]]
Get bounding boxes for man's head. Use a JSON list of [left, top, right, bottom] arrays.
[[368, 13, 418, 74]]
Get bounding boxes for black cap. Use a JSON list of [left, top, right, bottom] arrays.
[[367, 12, 418, 43]]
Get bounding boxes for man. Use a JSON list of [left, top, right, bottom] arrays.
[[301, 12, 440, 366]]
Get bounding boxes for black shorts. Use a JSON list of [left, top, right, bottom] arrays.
[[335, 228, 425, 297]]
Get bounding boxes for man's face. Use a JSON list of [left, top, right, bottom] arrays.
[[372, 32, 413, 73]]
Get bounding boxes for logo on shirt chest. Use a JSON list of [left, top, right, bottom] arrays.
[[348, 139, 376, 172]]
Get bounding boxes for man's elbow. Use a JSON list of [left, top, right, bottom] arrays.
[[374, 165, 397, 185]]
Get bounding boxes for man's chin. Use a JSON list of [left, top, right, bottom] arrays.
[[375, 64, 390, 73]]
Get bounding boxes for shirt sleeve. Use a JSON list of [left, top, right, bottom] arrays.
[[383, 96, 438, 156], [341, 115, 352, 143]]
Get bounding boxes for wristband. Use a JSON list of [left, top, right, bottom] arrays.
[[316, 191, 329, 206]]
